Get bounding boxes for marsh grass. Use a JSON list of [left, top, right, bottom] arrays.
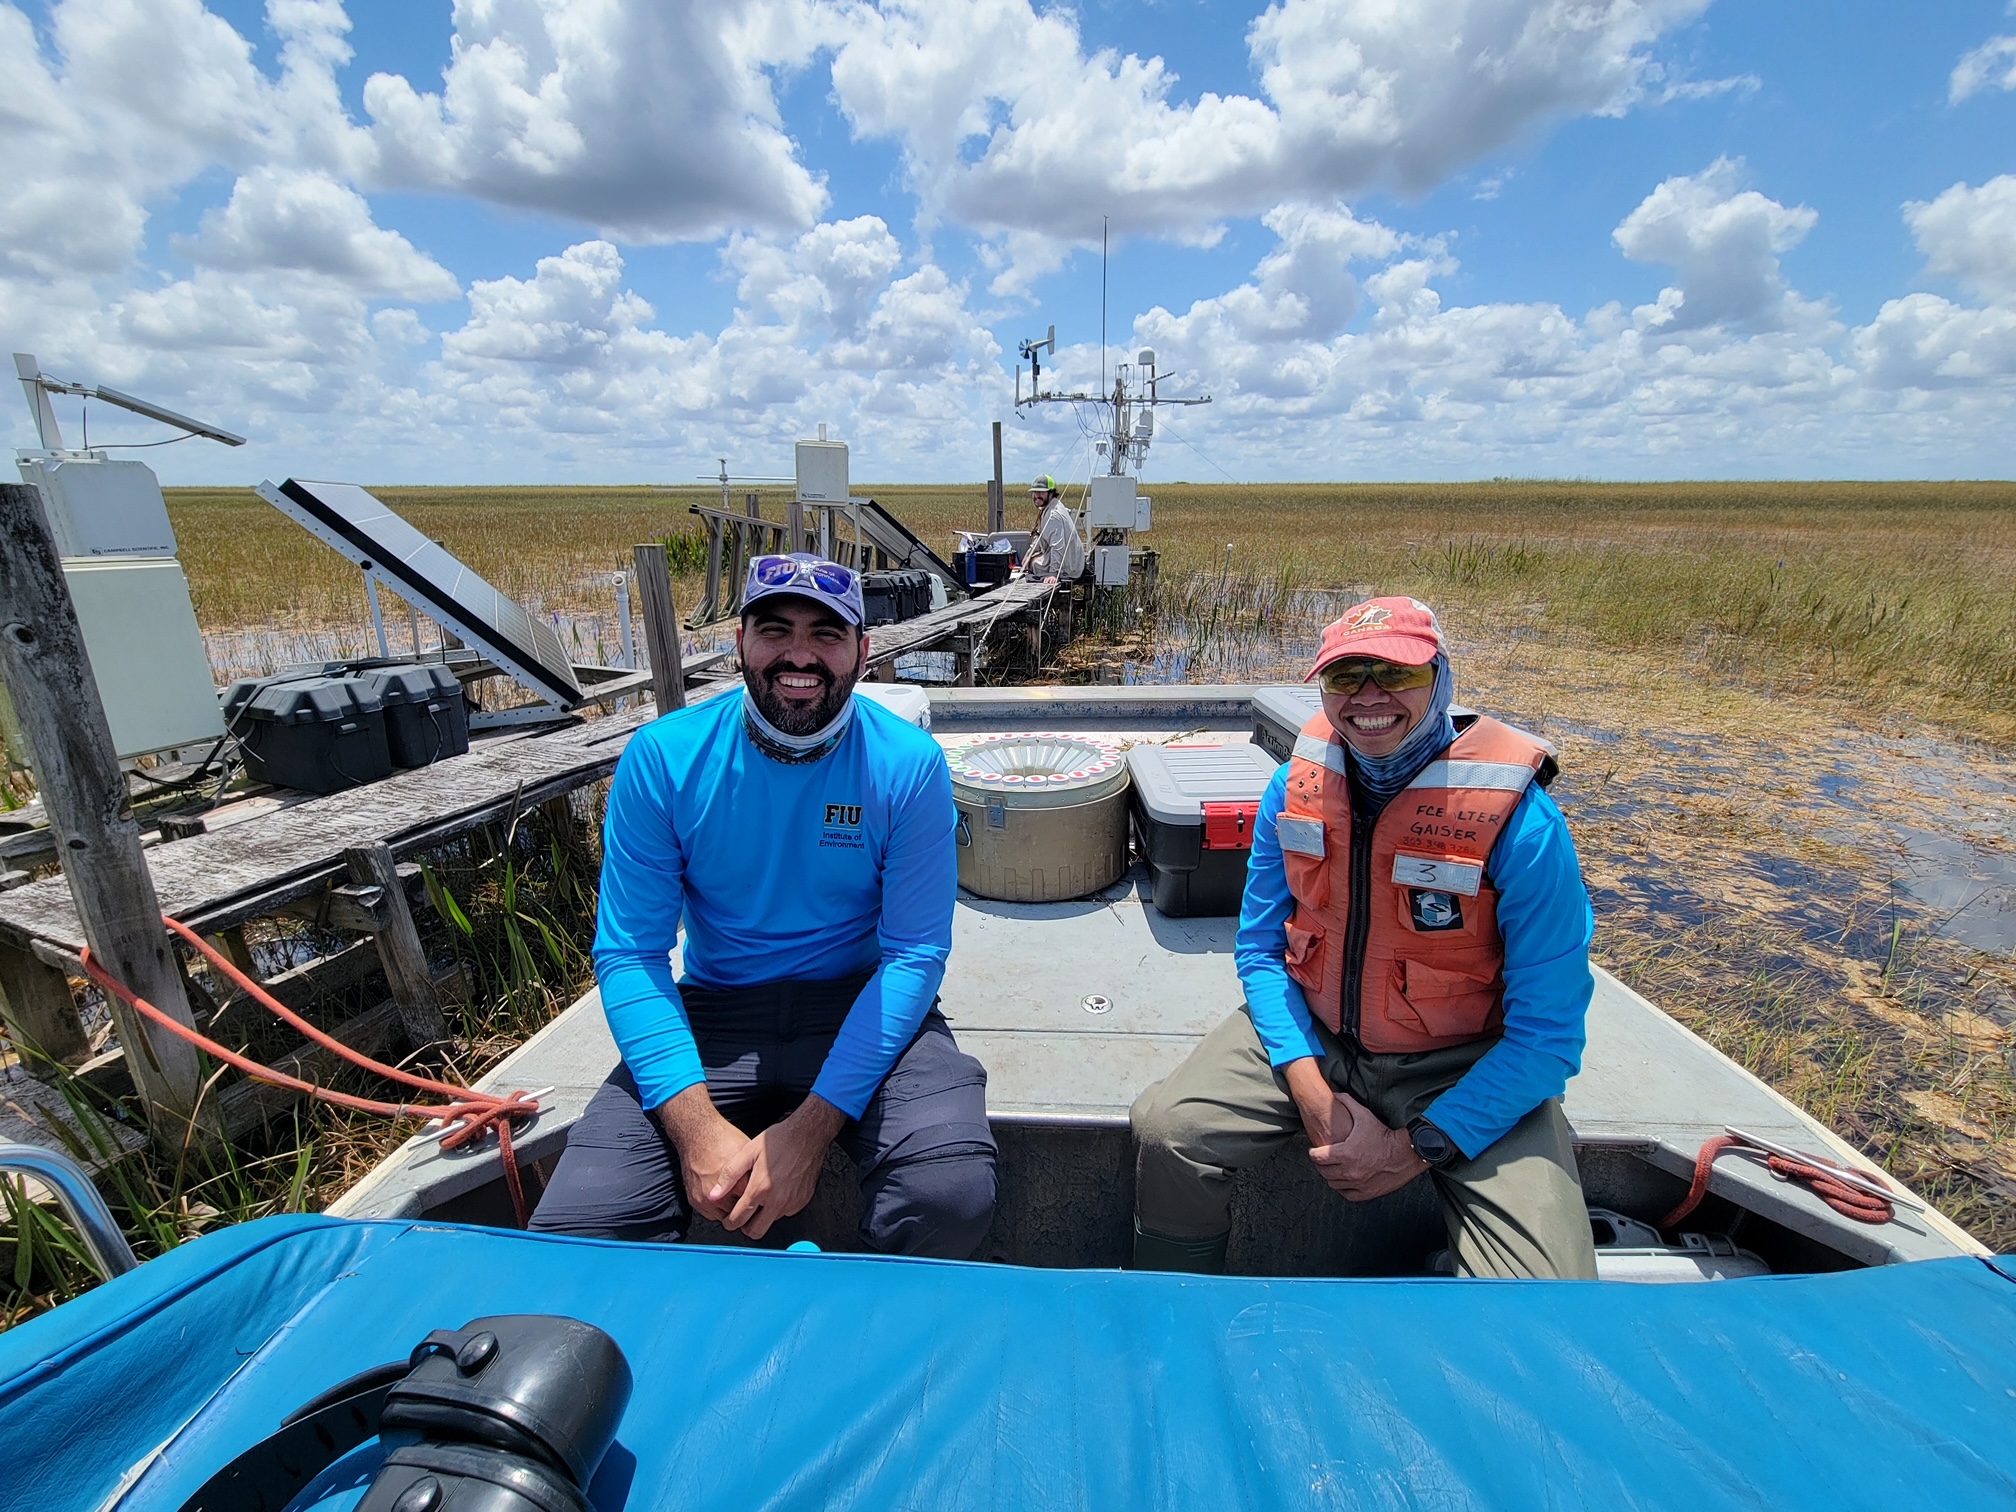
[[169, 480, 2016, 733]]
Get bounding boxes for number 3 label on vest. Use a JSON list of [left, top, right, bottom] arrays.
[[1391, 853, 1483, 896], [1277, 815, 1326, 857]]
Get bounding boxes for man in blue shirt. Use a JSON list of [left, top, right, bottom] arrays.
[[531, 554, 997, 1257], [1130, 597, 1599, 1279]]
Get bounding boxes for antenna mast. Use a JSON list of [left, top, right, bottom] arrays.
[[1013, 333, 1210, 476]]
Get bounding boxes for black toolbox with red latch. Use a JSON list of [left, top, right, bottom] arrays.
[[1125, 741, 1283, 917]]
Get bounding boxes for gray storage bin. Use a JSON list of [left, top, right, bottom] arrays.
[[221, 674, 392, 794], [1126, 741, 1281, 917], [1251, 685, 1322, 761], [349, 663, 470, 768]]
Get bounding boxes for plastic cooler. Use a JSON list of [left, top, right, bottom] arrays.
[[1126, 741, 1282, 917], [221, 674, 392, 794]]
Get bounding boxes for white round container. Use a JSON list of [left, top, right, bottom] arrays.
[[946, 733, 1132, 902]]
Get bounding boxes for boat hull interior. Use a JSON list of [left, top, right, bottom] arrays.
[[337, 688, 1982, 1279]]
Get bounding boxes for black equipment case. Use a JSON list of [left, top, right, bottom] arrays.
[[348, 663, 471, 767], [861, 569, 934, 626], [221, 674, 393, 794]]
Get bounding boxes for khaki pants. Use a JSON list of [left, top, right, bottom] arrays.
[[1130, 1008, 1598, 1280]]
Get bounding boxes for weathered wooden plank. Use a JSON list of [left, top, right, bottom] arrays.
[[0, 482, 209, 1136], [1, 1062, 149, 1171], [0, 702, 662, 953], [864, 579, 1056, 667], [345, 843, 449, 1049], [0, 939, 87, 1069], [216, 999, 405, 1137], [633, 542, 686, 714]]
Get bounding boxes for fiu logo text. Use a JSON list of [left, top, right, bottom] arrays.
[[821, 801, 866, 850]]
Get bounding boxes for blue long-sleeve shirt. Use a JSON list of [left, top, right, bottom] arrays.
[[593, 691, 957, 1118], [1236, 761, 1594, 1157]]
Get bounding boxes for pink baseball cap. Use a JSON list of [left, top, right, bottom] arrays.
[[1304, 596, 1444, 680]]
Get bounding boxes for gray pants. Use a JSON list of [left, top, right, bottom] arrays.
[[531, 975, 998, 1259], [1131, 1008, 1597, 1279]]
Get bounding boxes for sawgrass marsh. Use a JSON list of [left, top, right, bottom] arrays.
[[169, 479, 2016, 743]]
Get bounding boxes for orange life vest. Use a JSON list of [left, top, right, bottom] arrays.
[[1278, 711, 1555, 1053]]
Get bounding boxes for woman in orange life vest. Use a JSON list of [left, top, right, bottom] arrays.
[[1130, 596, 1600, 1279]]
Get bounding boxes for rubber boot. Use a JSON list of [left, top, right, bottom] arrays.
[[1131, 1221, 1230, 1274]]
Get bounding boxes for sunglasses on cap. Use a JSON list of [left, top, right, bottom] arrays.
[[1319, 658, 1437, 694], [749, 555, 859, 596]]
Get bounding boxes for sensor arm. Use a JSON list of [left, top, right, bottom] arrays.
[[13, 352, 245, 448]]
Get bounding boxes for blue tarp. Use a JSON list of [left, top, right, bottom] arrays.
[[3, 1216, 2014, 1511]]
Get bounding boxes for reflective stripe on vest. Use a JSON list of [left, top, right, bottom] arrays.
[[1278, 712, 1551, 1053]]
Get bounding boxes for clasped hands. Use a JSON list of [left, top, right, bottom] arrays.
[[1285, 1059, 1428, 1202], [658, 1085, 846, 1241]]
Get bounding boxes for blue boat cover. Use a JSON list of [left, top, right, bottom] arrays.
[[3, 1216, 2014, 1512]]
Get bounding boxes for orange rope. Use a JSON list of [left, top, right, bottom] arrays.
[[80, 915, 540, 1226], [1661, 1133, 1894, 1230]]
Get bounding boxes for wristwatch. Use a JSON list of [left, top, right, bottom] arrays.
[[1407, 1118, 1459, 1169]]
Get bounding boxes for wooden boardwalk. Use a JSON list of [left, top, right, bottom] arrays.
[[864, 578, 1056, 676], [0, 696, 706, 957]]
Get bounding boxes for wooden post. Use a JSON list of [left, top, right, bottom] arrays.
[[633, 542, 687, 713], [787, 500, 806, 554], [699, 516, 724, 622], [0, 483, 211, 1137], [989, 420, 1005, 534], [343, 843, 450, 1051], [0, 940, 89, 1071]]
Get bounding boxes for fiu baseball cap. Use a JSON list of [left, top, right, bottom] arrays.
[[742, 553, 865, 627], [1305, 596, 1444, 679]]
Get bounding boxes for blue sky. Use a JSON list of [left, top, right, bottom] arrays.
[[4, 0, 2013, 484]]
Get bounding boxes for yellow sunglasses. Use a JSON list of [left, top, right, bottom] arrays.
[[1319, 658, 1436, 694]]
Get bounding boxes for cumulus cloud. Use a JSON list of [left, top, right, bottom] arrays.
[[428, 225, 1002, 460], [1613, 158, 1819, 331], [361, 0, 830, 241], [178, 169, 459, 301], [4, 1, 2011, 484], [1906, 175, 2016, 305], [830, 0, 1711, 256], [1104, 164, 2012, 479], [1950, 34, 2016, 103]]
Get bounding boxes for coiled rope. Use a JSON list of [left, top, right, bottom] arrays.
[[1661, 1133, 1895, 1230], [79, 915, 540, 1226]]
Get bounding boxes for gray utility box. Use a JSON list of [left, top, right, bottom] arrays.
[[1251, 685, 1323, 762], [347, 663, 471, 768], [222, 674, 392, 794], [16, 453, 177, 557], [1126, 741, 1281, 918]]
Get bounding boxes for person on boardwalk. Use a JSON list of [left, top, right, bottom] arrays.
[[1020, 474, 1084, 583], [1130, 596, 1599, 1279], [532, 554, 997, 1257]]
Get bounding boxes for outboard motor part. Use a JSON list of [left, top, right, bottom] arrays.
[[382, 1317, 631, 1481], [180, 1315, 631, 1512]]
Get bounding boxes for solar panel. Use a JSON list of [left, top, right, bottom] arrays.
[[259, 479, 581, 707]]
